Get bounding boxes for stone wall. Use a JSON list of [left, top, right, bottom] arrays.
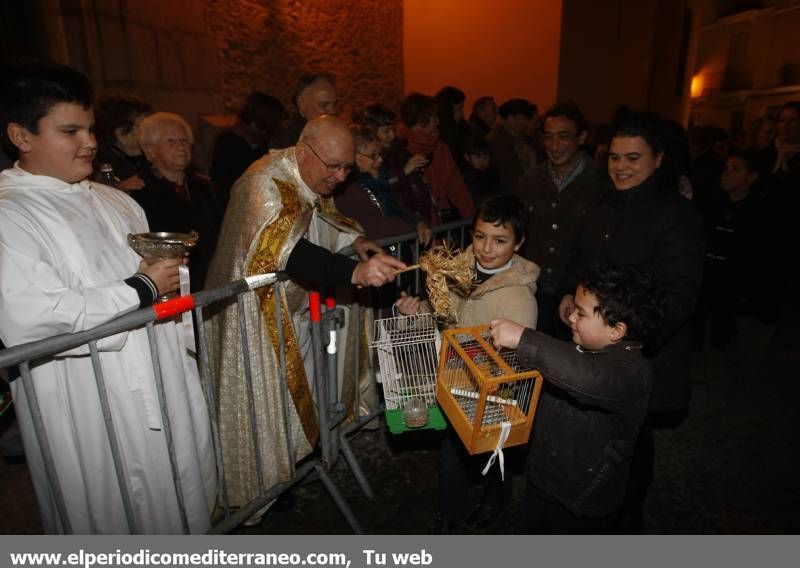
[[57, 0, 404, 126], [206, 0, 404, 117], [59, 0, 219, 126]]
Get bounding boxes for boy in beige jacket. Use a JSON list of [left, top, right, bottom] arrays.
[[396, 193, 540, 532]]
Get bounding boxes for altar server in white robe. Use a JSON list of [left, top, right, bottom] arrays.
[[0, 62, 216, 534]]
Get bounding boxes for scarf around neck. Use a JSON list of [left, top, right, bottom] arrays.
[[396, 123, 464, 216], [399, 124, 441, 156]]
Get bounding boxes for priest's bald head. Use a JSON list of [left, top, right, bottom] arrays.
[[295, 115, 355, 196]]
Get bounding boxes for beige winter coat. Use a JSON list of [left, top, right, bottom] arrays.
[[450, 246, 540, 329]]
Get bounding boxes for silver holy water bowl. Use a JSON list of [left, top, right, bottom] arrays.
[[128, 231, 199, 261], [127, 231, 199, 300]]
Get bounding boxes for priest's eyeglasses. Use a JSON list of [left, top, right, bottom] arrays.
[[302, 142, 354, 174]]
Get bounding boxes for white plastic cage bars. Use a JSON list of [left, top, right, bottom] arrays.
[[371, 312, 441, 411]]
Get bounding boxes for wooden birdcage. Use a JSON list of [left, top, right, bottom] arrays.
[[436, 325, 544, 455]]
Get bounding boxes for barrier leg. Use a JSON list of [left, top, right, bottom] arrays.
[[322, 294, 345, 465], [334, 300, 376, 499], [88, 341, 137, 532], [194, 305, 230, 519], [314, 463, 364, 535], [309, 292, 331, 467], [18, 362, 72, 534], [310, 291, 365, 533], [337, 407, 384, 500], [207, 459, 318, 534], [274, 287, 296, 478], [237, 292, 265, 494], [146, 322, 189, 534]]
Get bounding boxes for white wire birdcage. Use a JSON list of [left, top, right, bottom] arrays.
[[371, 311, 441, 412]]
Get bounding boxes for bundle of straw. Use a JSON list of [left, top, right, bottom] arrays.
[[398, 243, 475, 321]]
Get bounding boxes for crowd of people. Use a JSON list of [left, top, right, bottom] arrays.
[[0, 58, 798, 535]]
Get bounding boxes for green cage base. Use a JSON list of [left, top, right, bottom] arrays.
[[385, 405, 447, 434]]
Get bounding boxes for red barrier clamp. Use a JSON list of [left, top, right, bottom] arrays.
[[309, 291, 321, 323], [153, 294, 196, 320]]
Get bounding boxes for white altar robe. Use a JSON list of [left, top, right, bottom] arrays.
[[0, 165, 216, 534]]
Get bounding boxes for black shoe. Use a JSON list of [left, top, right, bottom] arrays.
[[463, 502, 505, 532]]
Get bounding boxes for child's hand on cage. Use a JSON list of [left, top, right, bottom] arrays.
[[489, 318, 525, 350], [395, 291, 421, 315]]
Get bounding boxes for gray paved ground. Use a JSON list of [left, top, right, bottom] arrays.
[[1, 313, 797, 534]]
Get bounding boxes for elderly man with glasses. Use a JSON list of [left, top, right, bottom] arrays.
[[206, 115, 403, 522]]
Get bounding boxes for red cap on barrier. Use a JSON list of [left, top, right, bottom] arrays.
[[153, 294, 196, 320], [325, 295, 336, 309], [309, 291, 321, 323]]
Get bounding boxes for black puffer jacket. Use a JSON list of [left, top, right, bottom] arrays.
[[517, 329, 653, 517], [561, 176, 705, 412]]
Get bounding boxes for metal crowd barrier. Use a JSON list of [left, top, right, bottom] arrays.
[[0, 219, 471, 535]]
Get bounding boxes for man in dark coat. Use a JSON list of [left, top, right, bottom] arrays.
[[515, 101, 605, 337]]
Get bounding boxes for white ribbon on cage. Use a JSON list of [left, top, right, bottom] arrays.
[[481, 421, 512, 480], [178, 264, 195, 353]]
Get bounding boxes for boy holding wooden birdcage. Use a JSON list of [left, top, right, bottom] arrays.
[[489, 262, 663, 533], [396, 193, 541, 532]]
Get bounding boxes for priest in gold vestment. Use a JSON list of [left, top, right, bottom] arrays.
[[205, 116, 403, 512]]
